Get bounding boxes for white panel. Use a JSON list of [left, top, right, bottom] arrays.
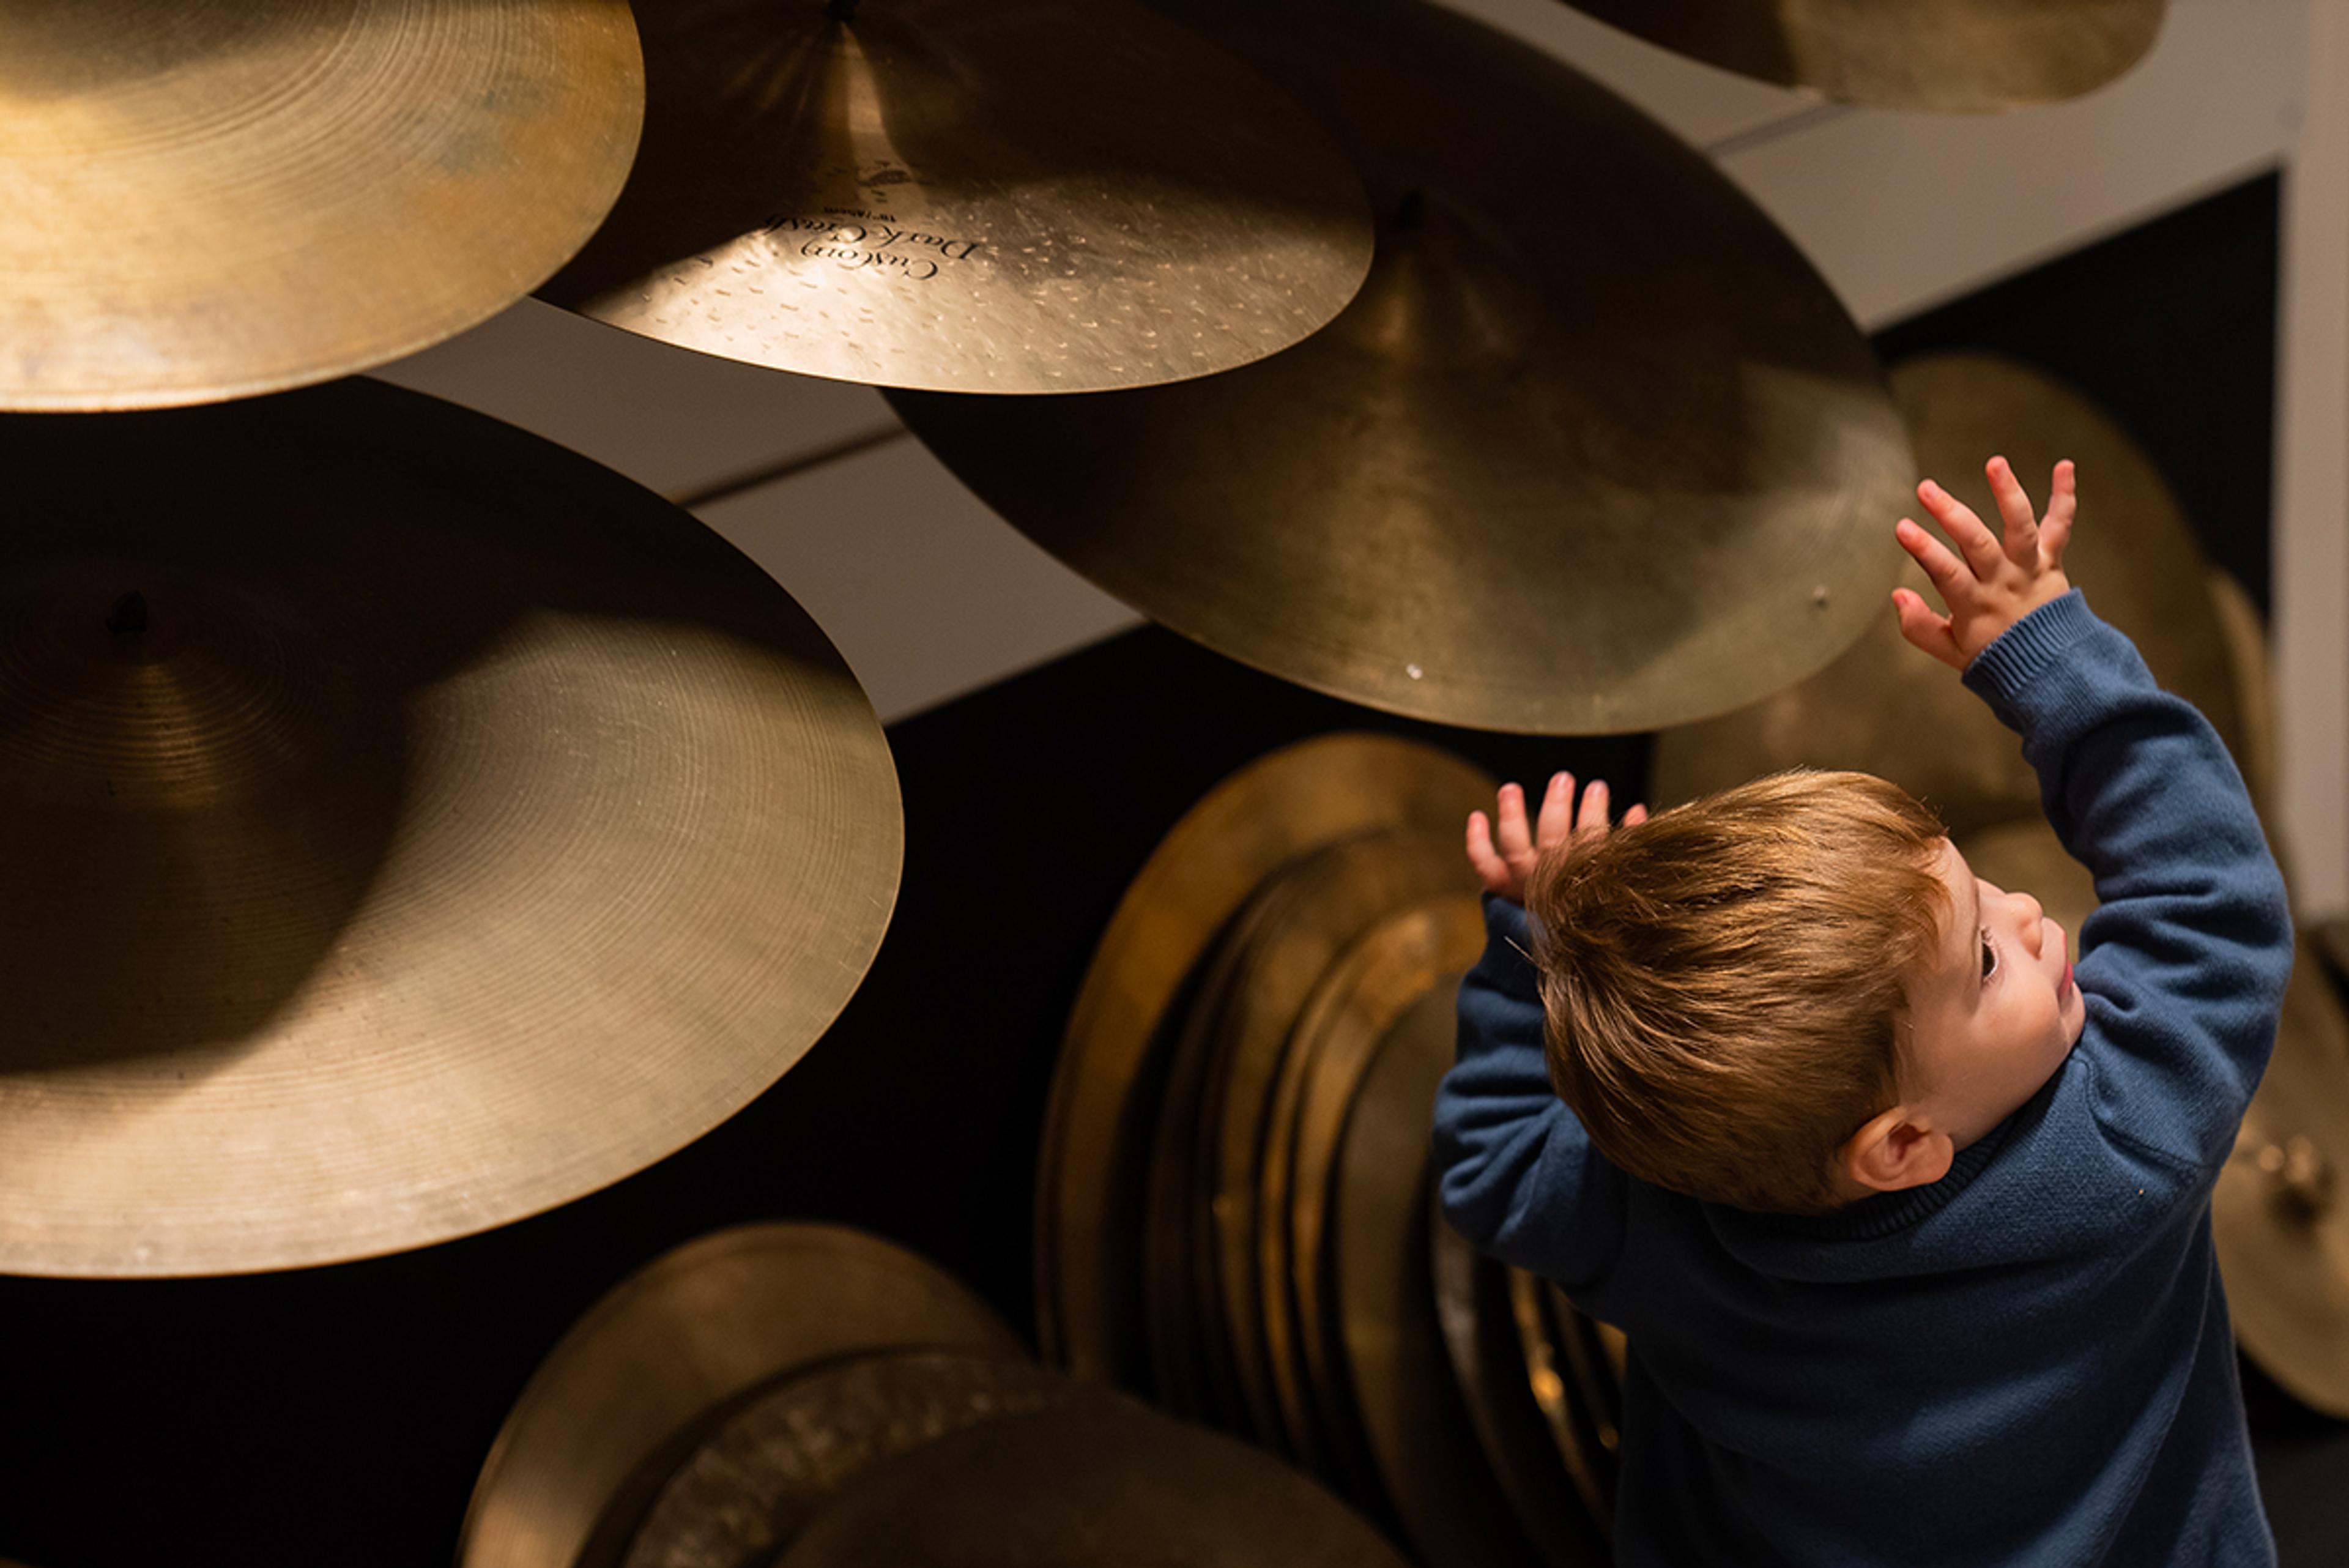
[[692, 440, 1143, 724], [369, 298, 892, 499], [1720, 0, 2306, 329]]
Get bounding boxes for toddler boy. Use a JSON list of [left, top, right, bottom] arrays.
[[1436, 458, 2293, 1565]]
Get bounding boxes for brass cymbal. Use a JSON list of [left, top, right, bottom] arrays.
[[774, 1403, 1414, 1568], [1336, 988, 1545, 1568], [1543, 1282, 1625, 1463], [891, 0, 1911, 734], [1037, 734, 1493, 1384], [1203, 833, 1472, 1451], [2206, 569, 2277, 820], [1272, 899, 1483, 1474], [539, 0, 1372, 393], [461, 1224, 1022, 1568], [0, 380, 900, 1277], [624, 1350, 1102, 1568], [1655, 352, 2241, 836], [1556, 0, 2165, 112], [2215, 949, 2349, 1418], [1430, 1208, 1610, 1568], [1, 1, 642, 411], [1508, 1268, 1612, 1535]]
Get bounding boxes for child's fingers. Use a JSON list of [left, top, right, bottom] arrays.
[[1533, 771, 1576, 853], [1624, 803, 1649, 827], [1984, 456, 2040, 567], [1493, 782, 1534, 864], [1891, 587, 1966, 670], [1465, 811, 1511, 890], [1918, 479, 2007, 580], [2039, 459, 2077, 566], [1893, 518, 1973, 606], [1573, 778, 1611, 841]]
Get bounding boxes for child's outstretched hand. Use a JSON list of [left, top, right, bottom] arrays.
[[1892, 456, 2076, 670], [1466, 772, 1647, 904]]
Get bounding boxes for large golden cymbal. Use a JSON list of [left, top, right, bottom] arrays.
[[0, 381, 900, 1277], [1654, 352, 2241, 834], [1036, 733, 1493, 1384], [773, 1403, 1413, 1568], [462, 1225, 1022, 1568], [1, 1, 642, 411], [539, 0, 1372, 392], [1558, 1, 2164, 113], [890, 0, 1911, 733]]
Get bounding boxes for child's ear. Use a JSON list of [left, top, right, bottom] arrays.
[[1841, 1107, 1955, 1195]]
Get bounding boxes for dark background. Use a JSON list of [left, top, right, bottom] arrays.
[[6, 172, 2341, 1566]]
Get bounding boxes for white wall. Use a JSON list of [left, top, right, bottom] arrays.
[[375, 0, 2345, 908]]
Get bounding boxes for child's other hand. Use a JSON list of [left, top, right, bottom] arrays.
[[1466, 772, 1647, 904], [1891, 456, 2076, 670]]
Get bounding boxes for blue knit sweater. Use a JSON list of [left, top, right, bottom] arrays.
[[1434, 593, 2294, 1566]]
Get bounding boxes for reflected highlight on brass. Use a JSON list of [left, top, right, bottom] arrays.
[[0, 382, 902, 1277], [1557, 0, 2165, 111], [1, 0, 643, 410], [542, 0, 1373, 392], [892, 0, 1912, 733]]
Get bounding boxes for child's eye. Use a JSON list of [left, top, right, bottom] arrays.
[[1980, 930, 2000, 984]]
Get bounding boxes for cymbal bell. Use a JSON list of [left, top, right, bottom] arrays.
[[0, 380, 900, 1277], [2, 0, 642, 410], [773, 1403, 1413, 1568], [892, 0, 1912, 733], [623, 1350, 1102, 1568], [1556, 0, 2167, 112], [1655, 352, 2241, 834], [1037, 733, 1493, 1384], [540, 0, 1373, 392], [462, 1224, 1023, 1568]]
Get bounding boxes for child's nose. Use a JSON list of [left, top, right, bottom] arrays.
[[2012, 891, 2046, 949]]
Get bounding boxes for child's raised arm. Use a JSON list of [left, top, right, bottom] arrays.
[[1896, 458, 2291, 1173]]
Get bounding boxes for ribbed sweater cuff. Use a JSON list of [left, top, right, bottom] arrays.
[[1961, 589, 2096, 708]]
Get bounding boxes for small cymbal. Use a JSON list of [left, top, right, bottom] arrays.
[[893, 0, 1911, 733], [1655, 352, 2241, 835], [541, 0, 1372, 392], [1430, 1209, 1610, 1567], [1037, 734, 1493, 1384], [1336, 988, 1545, 1568], [461, 1224, 1023, 1568], [1201, 833, 1472, 1450], [0, 380, 899, 1277], [624, 1350, 1102, 1568], [1271, 899, 1483, 1474], [2, 1, 642, 410], [773, 1403, 1412, 1568], [2215, 948, 2349, 1418], [1556, 1, 2165, 112]]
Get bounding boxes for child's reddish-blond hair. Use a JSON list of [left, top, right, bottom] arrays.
[[1524, 770, 1950, 1214]]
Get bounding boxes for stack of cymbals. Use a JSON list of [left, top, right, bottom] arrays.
[[1037, 734, 1621, 1564], [1662, 351, 2349, 1419], [460, 1222, 1408, 1568]]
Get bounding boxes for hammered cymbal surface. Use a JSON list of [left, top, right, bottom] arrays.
[[775, 1403, 1412, 1568], [1036, 733, 1493, 1383], [1557, 0, 2164, 111], [1654, 352, 2239, 834], [2, 0, 643, 410], [462, 1224, 1022, 1568], [625, 1350, 1100, 1568], [540, 0, 1371, 392], [0, 380, 900, 1277], [893, 0, 1909, 733]]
